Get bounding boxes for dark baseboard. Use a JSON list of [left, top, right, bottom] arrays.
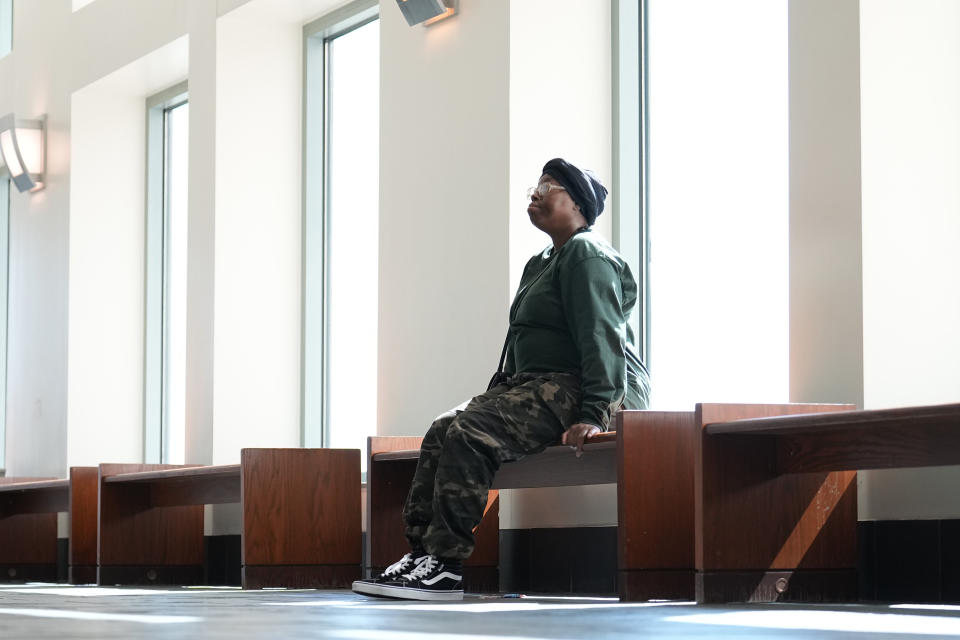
[[858, 519, 960, 603], [45, 520, 960, 601], [500, 527, 618, 595], [205, 535, 242, 586], [58, 537, 68, 583]]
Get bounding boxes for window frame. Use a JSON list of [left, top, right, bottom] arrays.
[[144, 81, 188, 463], [0, 0, 12, 59], [0, 177, 8, 473], [612, 0, 650, 367], [301, 0, 378, 449]]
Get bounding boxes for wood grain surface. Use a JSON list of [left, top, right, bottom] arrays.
[[240, 448, 361, 568], [69, 467, 99, 579], [617, 410, 697, 600], [367, 436, 423, 571], [98, 464, 204, 570], [694, 403, 858, 603]]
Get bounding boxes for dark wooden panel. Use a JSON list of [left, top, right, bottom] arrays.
[[69, 467, 99, 570], [619, 569, 695, 601], [0, 481, 69, 515], [242, 564, 360, 589], [97, 565, 204, 586], [149, 474, 241, 506], [696, 569, 857, 603], [0, 513, 57, 564], [492, 442, 616, 488], [467, 492, 499, 568], [367, 436, 423, 570], [695, 404, 858, 578], [240, 448, 361, 567], [0, 563, 58, 583], [618, 411, 696, 573], [98, 464, 204, 568], [775, 423, 960, 473], [706, 402, 955, 435]]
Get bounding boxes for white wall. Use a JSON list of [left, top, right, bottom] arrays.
[[68, 37, 189, 467], [210, 0, 312, 464], [503, 0, 616, 529], [858, 0, 960, 520], [788, 0, 865, 410], [377, 0, 511, 438], [508, 0, 613, 294], [4, 0, 959, 531]]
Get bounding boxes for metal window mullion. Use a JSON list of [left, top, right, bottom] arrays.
[[640, 0, 651, 368], [320, 36, 333, 449], [0, 179, 8, 471], [301, 0, 378, 450], [160, 107, 172, 464]]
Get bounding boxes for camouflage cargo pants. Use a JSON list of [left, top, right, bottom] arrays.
[[402, 372, 582, 560]]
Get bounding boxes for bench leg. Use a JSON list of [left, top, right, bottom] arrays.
[[368, 455, 418, 578], [617, 411, 697, 601], [97, 464, 204, 586], [695, 404, 858, 603], [0, 512, 58, 582], [366, 446, 499, 593], [464, 492, 499, 593], [240, 448, 361, 589], [69, 467, 99, 584]]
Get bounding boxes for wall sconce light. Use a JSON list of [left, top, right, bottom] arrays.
[[0, 113, 46, 193], [396, 0, 457, 27]]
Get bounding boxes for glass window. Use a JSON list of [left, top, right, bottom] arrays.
[[0, 178, 7, 471], [144, 85, 188, 463], [646, 0, 789, 409], [303, 1, 379, 469], [0, 0, 11, 58]]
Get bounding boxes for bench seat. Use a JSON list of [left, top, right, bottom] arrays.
[[365, 404, 851, 601], [0, 468, 99, 583], [697, 401, 960, 603], [371, 432, 618, 488], [98, 448, 360, 589]]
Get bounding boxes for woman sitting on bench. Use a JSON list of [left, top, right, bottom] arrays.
[[352, 158, 651, 601]]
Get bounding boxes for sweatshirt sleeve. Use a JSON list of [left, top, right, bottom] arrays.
[[560, 256, 628, 430]]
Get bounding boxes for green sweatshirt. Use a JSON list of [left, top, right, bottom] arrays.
[[504, 230, 650, 430]]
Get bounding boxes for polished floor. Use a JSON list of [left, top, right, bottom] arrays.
[[2, 584, 960, 639]]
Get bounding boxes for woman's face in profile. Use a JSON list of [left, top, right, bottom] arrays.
[[526, 174, 580, 233]]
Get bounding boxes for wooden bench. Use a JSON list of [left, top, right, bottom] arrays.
[[0, 467, 99, 583], [365, 402, 848, 599], [97, 448, 360, 589], [697, 401, 960, 603]]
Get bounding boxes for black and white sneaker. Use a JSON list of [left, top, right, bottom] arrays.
[[352, 552, 429, 596], [368, 555, 464, 601]]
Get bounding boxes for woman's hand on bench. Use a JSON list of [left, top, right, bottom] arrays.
[[562, 423, 602, 458]]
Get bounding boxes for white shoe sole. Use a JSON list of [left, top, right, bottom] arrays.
[[351, 580, 463, 601]]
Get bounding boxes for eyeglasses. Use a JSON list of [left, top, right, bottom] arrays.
[[526, 183, 566, 199]]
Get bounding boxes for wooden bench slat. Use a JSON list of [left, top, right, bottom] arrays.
[[492, 440, 617, 488], [705, 402, 960, 436], [103, 464, 241, 484], [372, 439, 618, 489], [0, 479, 70, 492], [0, 480, 70, 515], [371, 431, 618, 463]]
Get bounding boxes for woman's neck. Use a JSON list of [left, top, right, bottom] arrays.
[[551, 225, 588, 250]]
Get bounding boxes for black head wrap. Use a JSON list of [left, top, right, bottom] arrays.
[[542, 158, 608, 226]]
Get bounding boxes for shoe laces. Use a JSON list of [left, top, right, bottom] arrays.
[[402, 554, 438, 580], [383, 553, 417, 578]]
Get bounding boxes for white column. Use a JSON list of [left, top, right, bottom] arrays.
[[788, 0, 864, 408]]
